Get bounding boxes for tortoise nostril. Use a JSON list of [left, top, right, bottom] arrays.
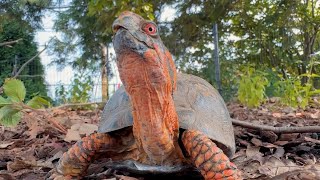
[[113, 25, 121, 33]]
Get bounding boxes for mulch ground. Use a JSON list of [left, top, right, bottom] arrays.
[[0, 101, 319, 180]]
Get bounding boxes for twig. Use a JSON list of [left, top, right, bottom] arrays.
[[22, 110, 67, 134], [20, 103, 67, 134], [50, 102, 106, 110], [232, 118, 320, 133], [0, 38, 23, 47], [13, 46, 47, 78]]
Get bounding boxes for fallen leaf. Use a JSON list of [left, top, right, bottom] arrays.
[[272, 112, 281, 118], [28, 122, 45, 140], [295, 112, 303, 117], [7, 157, 37, 172], [64, 123, 98, 142], [78, 123, 98, 136], [64, 129, 81, 142], [262, 142, 280, 149], [260, 131, 278, 143], [242, 160, 262, 179], [259, 156, 291, 177], [278, 133, 299, 141], [251, 138, 263, 147], [115, 175, 139, 180], [246, 146, 263, 159], [0, 173, 15, 180], [303, 136, 320, 144], [273, 147, 285, 158], [0, 142, 14, 149], [274, 141, 289, 146], [310, 111, 320, 119]]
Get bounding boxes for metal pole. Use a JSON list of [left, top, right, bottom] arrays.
[[213, 23, 222, 94], [12, 55, 18, 77]]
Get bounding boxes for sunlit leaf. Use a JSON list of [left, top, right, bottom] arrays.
[[27, 96, 51, 109], [0, 96, 11, 107], [0, 105, 21, 127], [3, 79, 26, 102]]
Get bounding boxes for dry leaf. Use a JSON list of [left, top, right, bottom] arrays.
[[115, 175, 139, 180], [0, 142, 14, 149], [246, 146, 263, 159], [242, 160, 262, 179], [260, 131, 278, 143], [272, 112, 282, 118], [78, 123, 98, 136], [64, 129, 81, 142], [251, 137, 263, 147], [273, 147, 285, 158], [278, 133, 299, 141], [7, 157, 37, 172], [310, 111, 319, 119], [303, 136, 320, 144], [64, 123, 98, 142]]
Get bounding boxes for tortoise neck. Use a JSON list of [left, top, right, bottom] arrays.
[[121, 47, 179, 164], [131, 86, 179, 163], [132, 46, 179, 164]]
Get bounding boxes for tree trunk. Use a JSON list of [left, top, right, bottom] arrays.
[[101, 43, 108, 101]]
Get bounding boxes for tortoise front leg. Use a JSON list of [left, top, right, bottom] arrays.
[[48, 133, 121, 179], [181, 130, 242, 180]]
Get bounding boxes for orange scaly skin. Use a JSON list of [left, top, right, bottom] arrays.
[[182, 130, 242, 180], [53, 133, 120, 178], [118, 47, 180, 163]]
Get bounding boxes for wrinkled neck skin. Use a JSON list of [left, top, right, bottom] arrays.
[[117, 44, 179, 164]]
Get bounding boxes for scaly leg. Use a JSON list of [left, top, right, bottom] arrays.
[[181, 130, 242, 180], [48, 133, 121, 179]]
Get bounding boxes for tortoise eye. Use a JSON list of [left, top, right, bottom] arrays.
[[143, 23, 157, 36]]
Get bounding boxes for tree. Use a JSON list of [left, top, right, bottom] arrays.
[[0, 0, 54, 99], [49, 0, 154, 101], [0, 20, 47, 100], [223, 0, 320, 83], [156, 0, 320, 99]]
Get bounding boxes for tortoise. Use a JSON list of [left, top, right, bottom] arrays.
[[49, 11, 242, 180]]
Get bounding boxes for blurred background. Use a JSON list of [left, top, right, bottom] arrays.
[[1, 0, 319, 108]]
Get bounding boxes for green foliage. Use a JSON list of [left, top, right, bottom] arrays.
[[3, 79, 26, 102], [275, 74, 320, 109], [157, 0, 320, 105], [54, 72, 94, 105], [0, 16, 48, 100], [0, 106, 22, 127], [237, 67, 269, 108], [69, 73, 94, 103], [50, 0, 155, 71], [27, 96, 51, 109], [0, 0, 53, 29], [88, 0, 154, 20], [0, 79, 50, 126]]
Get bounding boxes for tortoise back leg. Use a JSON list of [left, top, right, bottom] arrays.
[[54, 133, 121, 178], [181, 130, 242, 180]]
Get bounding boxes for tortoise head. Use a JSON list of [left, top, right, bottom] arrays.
[[112, 11, 177, 93], [112, 11, 180, 162]]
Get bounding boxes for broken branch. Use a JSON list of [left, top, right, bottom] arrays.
[[13, 46, 47, 78], [0, 38, 23, 47], [232, 118, 320, 133]]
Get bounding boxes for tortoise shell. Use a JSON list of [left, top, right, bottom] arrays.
[[99, 73, 236, 158]]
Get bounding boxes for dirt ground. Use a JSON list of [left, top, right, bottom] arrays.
[[0, 101, 320, 180]]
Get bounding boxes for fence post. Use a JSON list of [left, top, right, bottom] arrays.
[[213, 23, 222, 95]]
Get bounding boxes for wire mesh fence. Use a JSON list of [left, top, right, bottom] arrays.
[[46, 82, 121, 103]]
